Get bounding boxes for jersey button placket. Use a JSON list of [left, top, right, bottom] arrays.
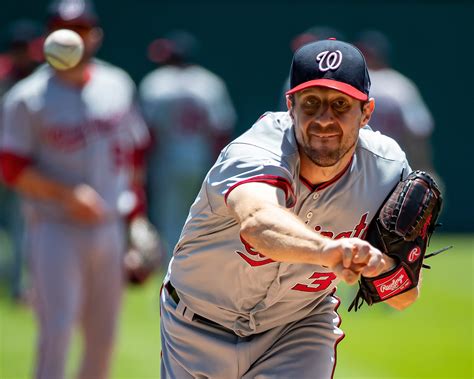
[[305, 192, 319, 224]]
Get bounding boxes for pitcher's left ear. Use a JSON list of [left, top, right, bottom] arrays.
[[287, 95, 295, 120], [360, 98, 375, 128]]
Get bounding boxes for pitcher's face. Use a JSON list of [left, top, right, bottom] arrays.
[[289, 87, 373, 167]]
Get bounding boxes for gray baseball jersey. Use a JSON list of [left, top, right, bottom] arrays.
[[1, 60, 149, 379], [169, 111, 410, 335], [161, 111, 410, 378]]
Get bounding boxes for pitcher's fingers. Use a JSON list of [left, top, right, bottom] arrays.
[[362, 256, 386, 277], [342, 245, 353, 268], [352, 244, 370, 264], [341, 268, 360, 285], [334, 263, 360, 285], [349, 262, 366, 273]]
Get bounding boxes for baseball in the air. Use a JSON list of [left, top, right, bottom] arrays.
[[43, 29, 84, 70]]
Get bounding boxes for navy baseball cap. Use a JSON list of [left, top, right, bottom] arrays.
[[286, 39, 371, 101]]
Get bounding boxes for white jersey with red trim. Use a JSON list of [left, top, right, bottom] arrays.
[[168, 111, 410, 337], [0, 60, 149, 379], [138, 64, 236, 251], [0, 60, 149, 221], [139, 64, 236, 175]]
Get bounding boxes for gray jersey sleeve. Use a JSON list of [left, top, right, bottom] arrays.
[[359, 127, 412, 175], [1, 89, 35, 156], [206, 130, 298, 216]]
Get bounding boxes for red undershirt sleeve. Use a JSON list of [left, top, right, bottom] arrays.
[[0, 151, 32, 186]]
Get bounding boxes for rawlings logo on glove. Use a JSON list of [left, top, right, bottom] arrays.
[[373, 267, 411, 299], [349, 170, 450, 311]]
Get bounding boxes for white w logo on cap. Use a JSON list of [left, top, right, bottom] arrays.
[[316, 50, 342, 72]]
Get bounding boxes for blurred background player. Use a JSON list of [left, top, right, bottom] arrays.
[[278, 26, 345, 110], [139, 30, 236, 257], [0, 19, 43, 94], [353, 30, 440, 182], [0, 18, 43, 302], [0, 0, 150, 378]]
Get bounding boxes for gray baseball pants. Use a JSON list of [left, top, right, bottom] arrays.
[[160, 285, 344, 379]]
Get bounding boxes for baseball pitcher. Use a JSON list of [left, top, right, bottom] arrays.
[[159, 39, 442, 379]]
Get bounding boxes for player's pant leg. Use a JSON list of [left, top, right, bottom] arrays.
[[160, 333, 194, 379], [9, 195, 25, 300], [0, 190, 24, 300], [30, 222, 82, 379], [242, 294, 344, 379], [159, 175, 183, 255], [77, 222, 125, 379], [146, 153, 161, 232], [159, 171, 202, 255], [160, 286, 239, 379]]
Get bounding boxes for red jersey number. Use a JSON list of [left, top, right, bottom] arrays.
[[292, 272, 337, 292]]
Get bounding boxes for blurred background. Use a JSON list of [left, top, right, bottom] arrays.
[[1, 0, 473, 229], [0, 0, 473, 378]]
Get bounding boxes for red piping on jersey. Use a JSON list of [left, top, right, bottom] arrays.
[[56, 63, 93, 88], [330, 288, 345, 379], [0, 151, 32, 185], [83, 65, 92, 84], [131, 143, 150, 169], [299, 175, 315, 191], [224, 175, 296, 208], [299, 156, 353, 192], [77, 64, 93, 87]]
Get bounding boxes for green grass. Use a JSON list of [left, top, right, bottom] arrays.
[[336, 234, 473, 379], [0, 234, 472, 379], [0, 276, 163, 379]]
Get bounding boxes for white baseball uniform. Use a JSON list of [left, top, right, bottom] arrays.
[[139, 64, 236, 253], [0, 60, 149, 379], [365, 68, 437, 178], [160, 111, 410, 378]]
